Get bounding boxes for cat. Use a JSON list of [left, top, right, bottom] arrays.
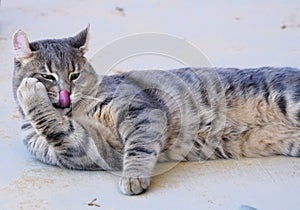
[[12, 26, 300, 195]]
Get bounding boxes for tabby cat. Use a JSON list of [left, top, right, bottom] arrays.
[[12, 26, 300, 195]]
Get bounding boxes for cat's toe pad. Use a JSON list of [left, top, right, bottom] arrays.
[[119, 176, 150, 195]]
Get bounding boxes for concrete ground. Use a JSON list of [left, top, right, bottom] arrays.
[[1, 1, 300, 209]]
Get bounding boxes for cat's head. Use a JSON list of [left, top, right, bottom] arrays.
[[12, 26, 98, 115]]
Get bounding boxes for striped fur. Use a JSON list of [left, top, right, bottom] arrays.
[[13, 27, 300, 195]]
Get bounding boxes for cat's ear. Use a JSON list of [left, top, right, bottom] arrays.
[[68, 25, 90, 54], [12, 30, 33, 61]]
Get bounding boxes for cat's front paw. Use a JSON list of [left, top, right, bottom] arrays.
[[119, 175, 151, 195], [17, 78, 50, 114]]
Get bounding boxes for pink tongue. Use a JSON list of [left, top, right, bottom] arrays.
[[58, 90, 70, 108]]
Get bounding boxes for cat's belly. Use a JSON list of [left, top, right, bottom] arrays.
[[158, 89, 300, 162]]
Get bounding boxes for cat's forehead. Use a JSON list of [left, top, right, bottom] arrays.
[[32, 39, 79, 57], [29, 39, 81, 72], [29, 39, 74, 54]]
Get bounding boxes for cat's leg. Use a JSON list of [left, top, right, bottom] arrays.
[[118, 109, 167, 195], [17, 78, 110, 170], [284, 140, 300, 157], [238, 124, 300, 158], [20, 119, 59, 165], [243, 136, 300, 158]]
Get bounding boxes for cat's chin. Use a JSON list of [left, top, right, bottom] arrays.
[[57, 107, 72, 116], [53, 104, 72, 115]]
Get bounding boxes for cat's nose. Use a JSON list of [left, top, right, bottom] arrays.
[[58, 90, 71, 108]]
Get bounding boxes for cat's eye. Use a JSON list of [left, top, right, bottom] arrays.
[[41, 74, 56, 81], [70, 73, 80, 81]]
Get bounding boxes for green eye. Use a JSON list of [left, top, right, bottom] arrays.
[[41, 74, 56, 80], [70, 73, 80, 81]]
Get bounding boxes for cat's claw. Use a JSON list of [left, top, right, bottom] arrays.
[[17, 77, 49, 114], [119, 176, 151, 195]]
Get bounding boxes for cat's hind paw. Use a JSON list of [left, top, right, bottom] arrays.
[[119, 176, 151, 195]]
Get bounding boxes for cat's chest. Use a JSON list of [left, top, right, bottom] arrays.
[[72, 103, 123, 147], [92, 105, 115, 128]]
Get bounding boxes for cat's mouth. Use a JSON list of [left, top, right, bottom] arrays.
[[53, 103, 70, 109]]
